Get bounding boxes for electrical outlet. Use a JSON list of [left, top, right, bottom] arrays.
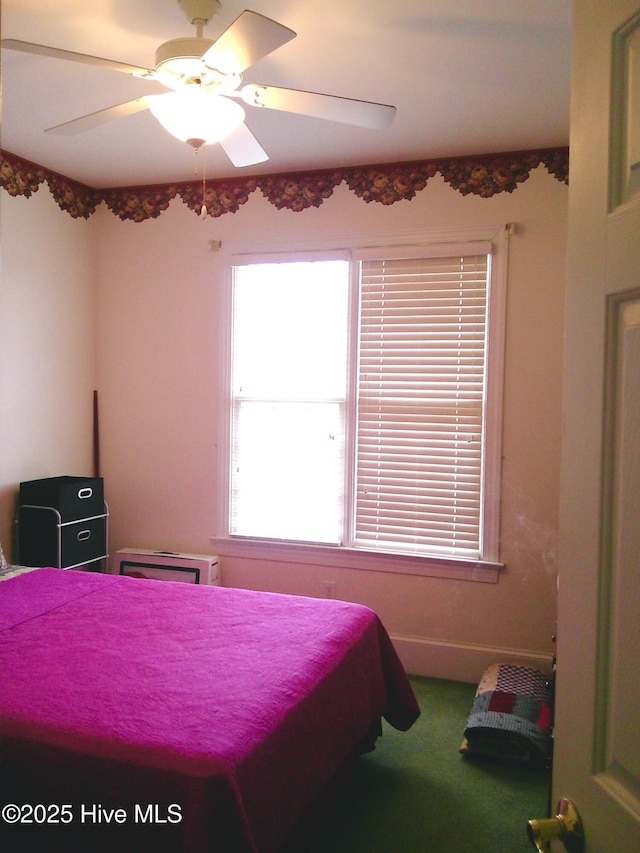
[[323, 580, 337, 599]]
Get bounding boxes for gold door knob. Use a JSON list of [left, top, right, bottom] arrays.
[[527, 798, 585, 852]]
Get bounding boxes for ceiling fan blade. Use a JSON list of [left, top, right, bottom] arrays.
[[219, 122, 269, 167], [1, 39, 155, 78], [240, 84, 397, 130], [45, 97, 151, 136], [201, 10, 295, 75]]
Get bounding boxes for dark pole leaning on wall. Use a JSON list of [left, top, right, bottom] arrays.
[[93, 390, 100, 478]]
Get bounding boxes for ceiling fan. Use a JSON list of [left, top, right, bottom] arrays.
[[2, 0, 397, 168]]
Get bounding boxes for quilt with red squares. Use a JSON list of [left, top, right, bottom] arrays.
[[459, 663, 554, 766]]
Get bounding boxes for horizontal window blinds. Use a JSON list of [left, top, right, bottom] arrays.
[[355, 253, 489, 557]]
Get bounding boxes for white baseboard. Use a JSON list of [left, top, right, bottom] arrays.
[[391, 634, 554, 683]]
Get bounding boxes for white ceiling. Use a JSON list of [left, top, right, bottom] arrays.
[[1, 0, 572, 189]]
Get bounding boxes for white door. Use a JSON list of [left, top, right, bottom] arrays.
[[551, 1, 640, 851]]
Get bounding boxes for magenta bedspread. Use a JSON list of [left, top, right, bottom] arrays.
[[0, 569, 419, 851]]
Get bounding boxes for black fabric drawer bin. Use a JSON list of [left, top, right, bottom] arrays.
[[20, 476, 104, 522], [18, 507, 106, 569]]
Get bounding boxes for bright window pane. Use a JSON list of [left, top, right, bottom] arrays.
[[231, 400, 345, 542], [230, 260, 349, 544]]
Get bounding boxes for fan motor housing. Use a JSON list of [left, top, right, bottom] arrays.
[[155, 37, 214, 71]]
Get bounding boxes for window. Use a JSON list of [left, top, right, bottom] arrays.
[[218, 230, 507, 577], [355, 249, 489, 558]]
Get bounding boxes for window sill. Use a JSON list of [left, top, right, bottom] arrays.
[[209, 536, 503, 583]]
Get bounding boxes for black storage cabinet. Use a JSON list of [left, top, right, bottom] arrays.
[[17, 476, 108, 570]]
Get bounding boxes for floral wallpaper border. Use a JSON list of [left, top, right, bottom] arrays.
[[1, 147, 568, 223]]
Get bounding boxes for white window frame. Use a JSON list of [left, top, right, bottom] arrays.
[[212, 225, 509, 582]]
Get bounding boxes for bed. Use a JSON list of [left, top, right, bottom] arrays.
[[0, 567, 419, 852]]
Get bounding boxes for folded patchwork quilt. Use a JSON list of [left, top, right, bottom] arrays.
[[460, 663, 554, 766]]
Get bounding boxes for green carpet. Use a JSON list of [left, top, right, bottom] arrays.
[[305, 676, 550, 852]]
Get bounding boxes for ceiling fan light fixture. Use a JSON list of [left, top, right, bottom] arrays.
[[147, 86, 245, 148], [5, 7, 396, 167]]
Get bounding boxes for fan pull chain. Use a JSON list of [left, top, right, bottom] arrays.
[[200, 146, 208, 219]]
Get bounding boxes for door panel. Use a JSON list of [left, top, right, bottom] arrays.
[[596, 289, 640, 815], [553, 2, 640, 851]]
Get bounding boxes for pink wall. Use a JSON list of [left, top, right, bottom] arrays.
[[1, 165, 567, 680], [0, 189, 96, 559], [94, 168, 567, 680]]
